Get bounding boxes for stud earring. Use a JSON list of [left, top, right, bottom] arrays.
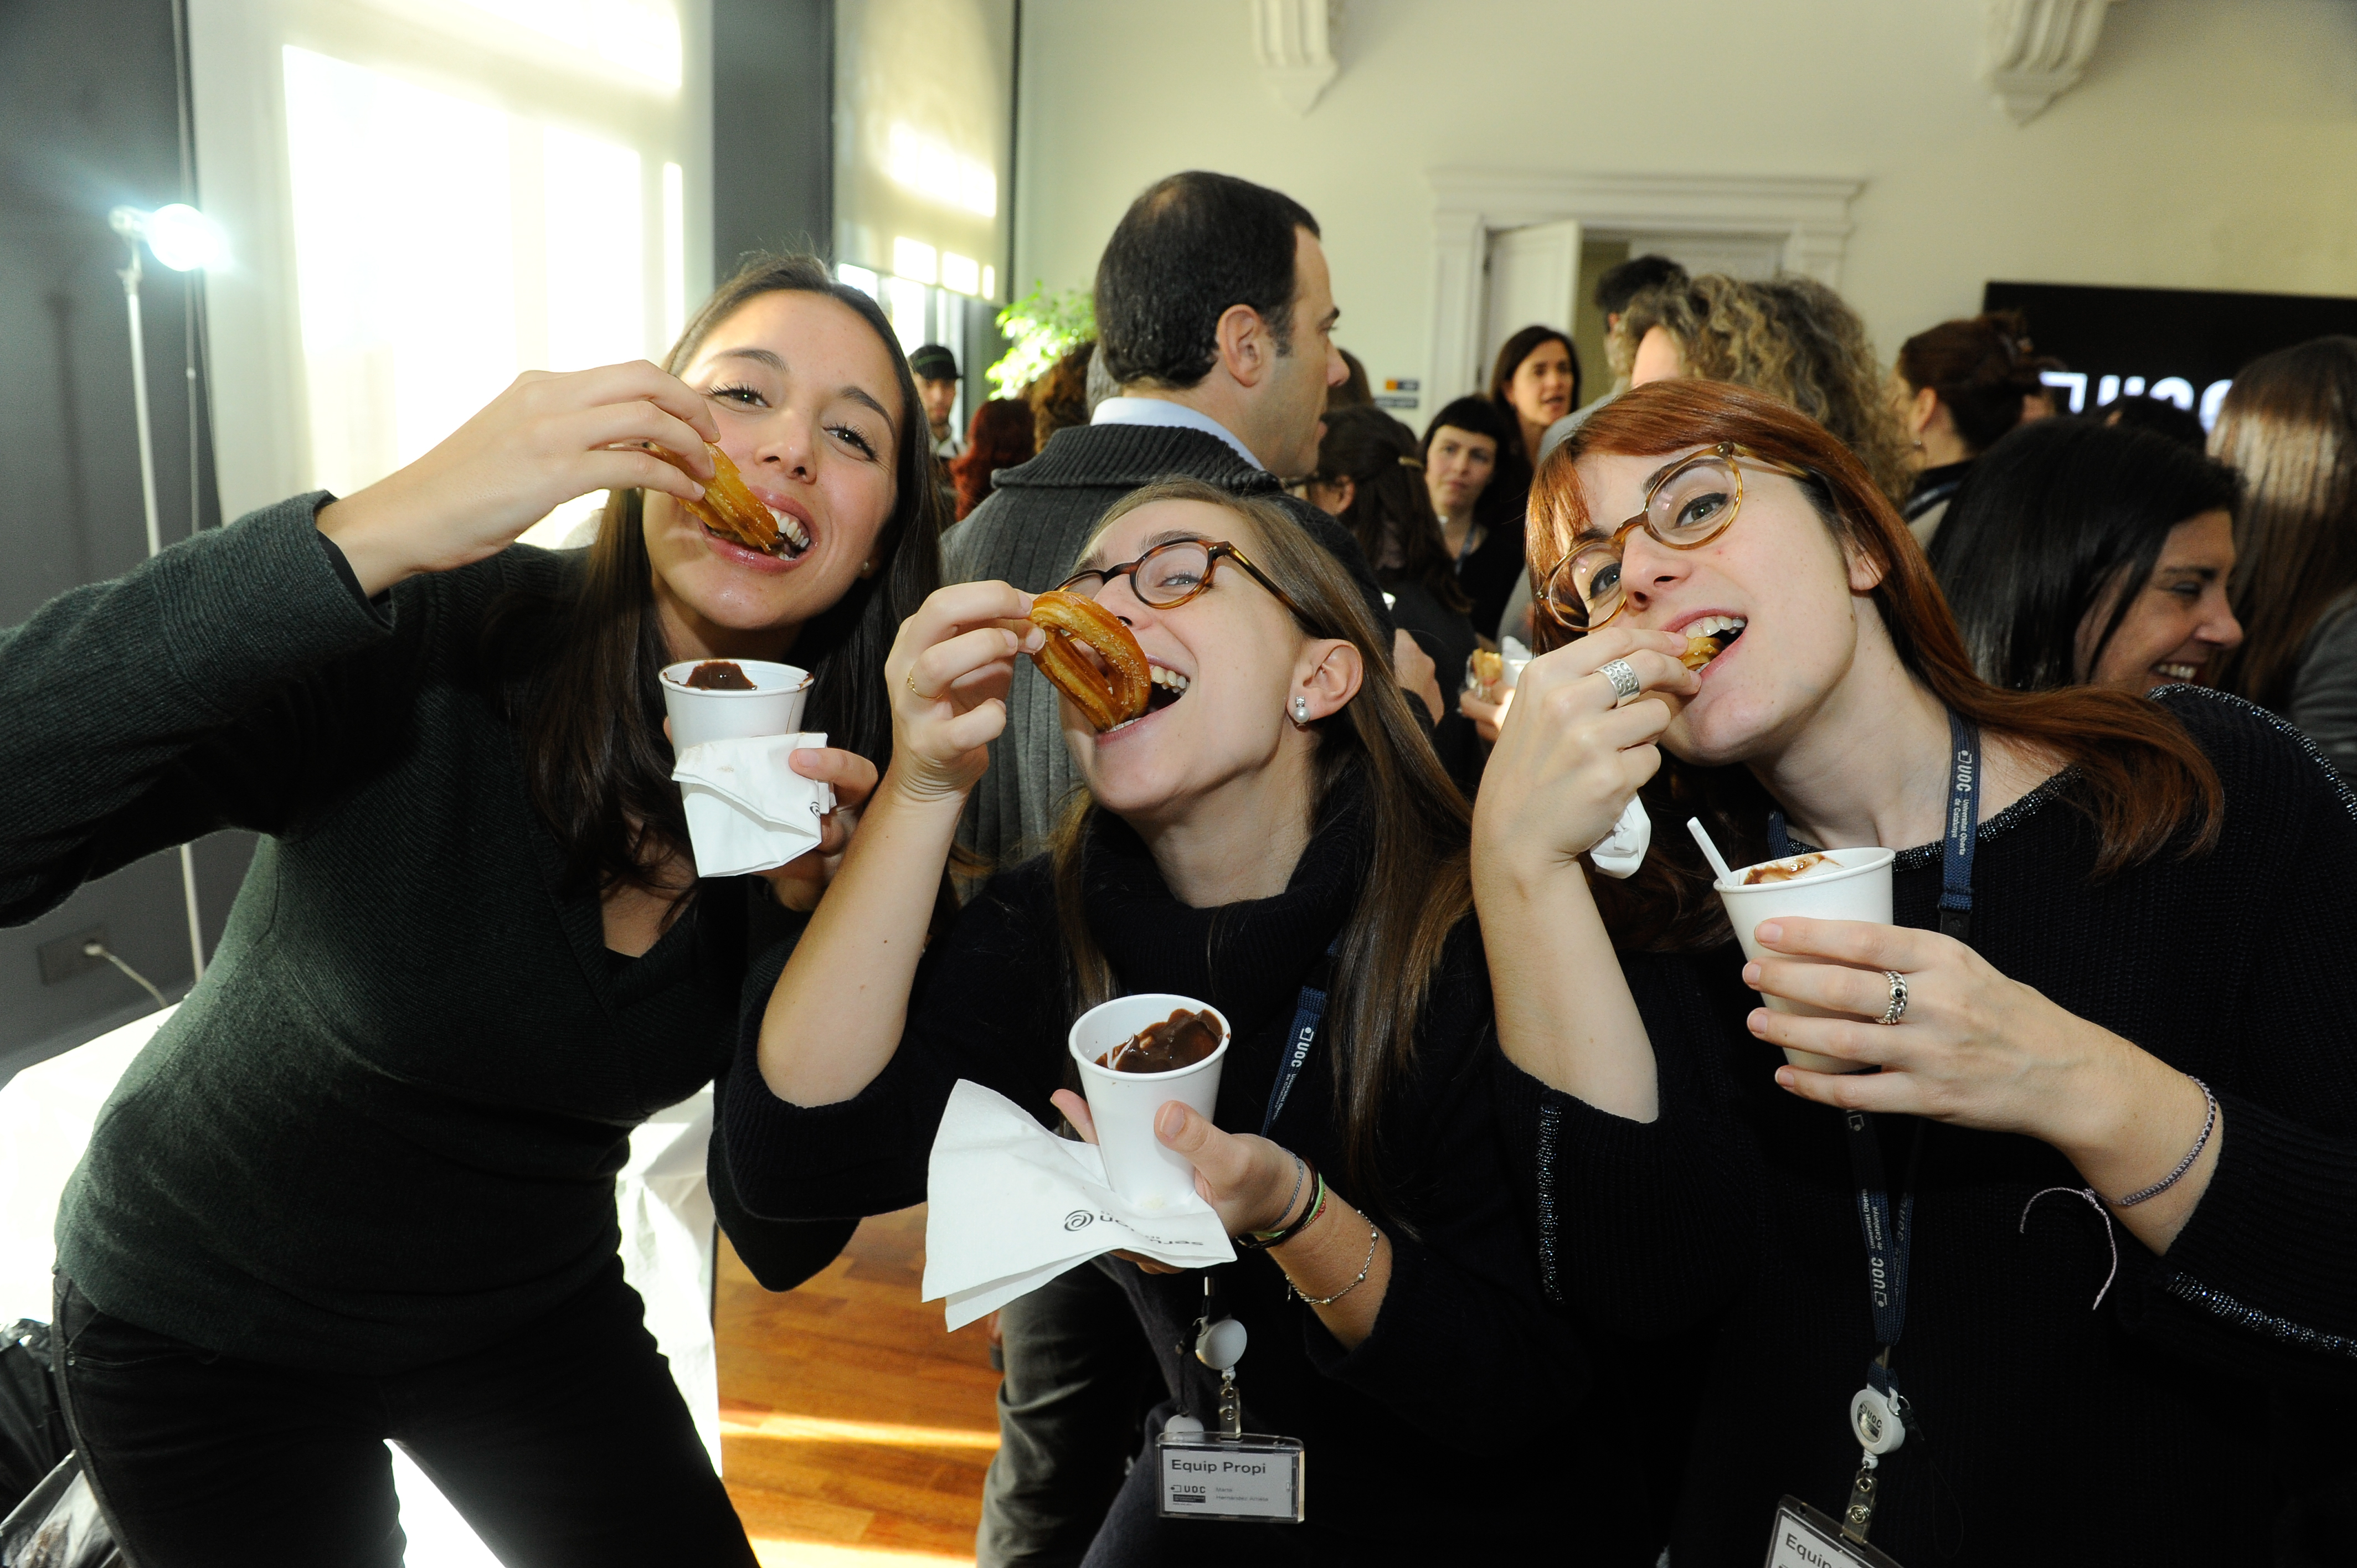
[[860, 557, 878, 577], [1291, 695, 1311, 725]]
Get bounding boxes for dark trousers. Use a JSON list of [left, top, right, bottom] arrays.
[[53, 1262, 755, 1568], [975, 1257, 1160, 1568]]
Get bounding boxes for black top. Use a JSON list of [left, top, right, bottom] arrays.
[[1455, 511, 1527, 644], [1495, 688, 2357, 1564], [1903, 459, 1974, 523], [0, 496, 841, 1374], [724, 782, 1665, 1555]]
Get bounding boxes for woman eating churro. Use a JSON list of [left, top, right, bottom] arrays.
[[725, 480, 1662, 1561], [1477, 378, 2357, 1562]]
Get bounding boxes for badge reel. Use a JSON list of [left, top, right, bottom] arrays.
[[1155, 1312, 1305, 1523]]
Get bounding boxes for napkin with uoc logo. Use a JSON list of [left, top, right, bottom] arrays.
[[922, 1080, 1236, 1330]]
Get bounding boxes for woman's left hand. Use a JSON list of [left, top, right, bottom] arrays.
[[758, 746, 880, 913], [1744, 915, 2137, 1148], [1050, 1090, 1300, 1274]]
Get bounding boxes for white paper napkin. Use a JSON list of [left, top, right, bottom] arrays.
[[1587, 795, 1652, 879], [670, 733, 836, 878], [922, 1080, 1237, 1330]]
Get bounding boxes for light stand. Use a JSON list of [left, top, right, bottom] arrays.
[[108, 203, 218, 986]]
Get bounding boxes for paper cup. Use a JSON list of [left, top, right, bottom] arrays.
[[1714, 847, 1897, 1074], [1068, 994, 1232, 1209], [660, 659, 812, 752]]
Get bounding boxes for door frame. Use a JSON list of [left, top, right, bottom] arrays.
[[1425, 167, 1865, 403]]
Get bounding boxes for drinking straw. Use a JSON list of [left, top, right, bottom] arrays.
[[1686, 817, 1736, 885]]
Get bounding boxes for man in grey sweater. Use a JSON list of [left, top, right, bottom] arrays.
[[945, 171, 1350, 870], [941, 171, 1388, 1567]]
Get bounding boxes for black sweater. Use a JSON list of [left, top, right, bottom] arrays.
[[725, 788, 1665, 1556], [1496, 688, 2357, 1564], [0, 496, 844, 1374]]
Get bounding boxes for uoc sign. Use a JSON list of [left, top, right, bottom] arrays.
[[1984, 280, 2357, 432]]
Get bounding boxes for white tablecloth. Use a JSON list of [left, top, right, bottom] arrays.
[[0, 1006, 722, 1564]]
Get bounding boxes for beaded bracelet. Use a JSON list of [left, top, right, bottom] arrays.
[[2113, 1076, 2217, 1208], [1288, 1218, 1383, 1308]]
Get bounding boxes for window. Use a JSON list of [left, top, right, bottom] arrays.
[[191, 0, 709, 541]]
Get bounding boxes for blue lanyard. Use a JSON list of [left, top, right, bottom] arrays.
[[1768, 711, 1982, 1388], [1261, 941, 1338, 1139]]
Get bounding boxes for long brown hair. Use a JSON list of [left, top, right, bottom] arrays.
[[486, 254, 946, 898], [1313, 404, 1471, 614], [1530, 380, 2223, 951], [1619, 275, 1915, 506], [1047, 479, 1473, 1211], [2211, 337, 2357, 711]]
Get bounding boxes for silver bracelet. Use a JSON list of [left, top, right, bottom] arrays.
[[2113, 1076, 2218, 1208], [1286, 1218, 1382, 1307]]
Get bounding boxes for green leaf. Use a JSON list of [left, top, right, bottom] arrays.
[[985, 282, 1096, 398]]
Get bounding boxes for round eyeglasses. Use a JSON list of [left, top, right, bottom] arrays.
[[1058, 538, 1315, 629], [1542, 442, 1815, 633]]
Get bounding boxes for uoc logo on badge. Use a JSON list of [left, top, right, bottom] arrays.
[[1064, 1210, 1095, 1231]]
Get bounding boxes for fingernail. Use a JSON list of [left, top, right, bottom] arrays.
[[1157, 1104, 1186, 1139], [1748, 1009, 1771, 1035], [1774, 1068, 1795, 1087], [1742, 961, 1762, 987], [1757, 921, 1783, 945]]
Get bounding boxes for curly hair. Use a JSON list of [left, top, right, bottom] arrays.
[[1619, 275, 1914, 505]]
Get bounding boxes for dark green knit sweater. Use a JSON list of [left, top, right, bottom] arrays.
[[0, 495, 837, 1375]]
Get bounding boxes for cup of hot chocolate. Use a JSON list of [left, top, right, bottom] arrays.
[[1713, 846, 1897, 1074], [1068, 994, 1232, 1209], [660, 659, 813, 752]]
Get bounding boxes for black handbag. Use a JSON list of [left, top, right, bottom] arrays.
[[0, 1324, 67, 1520]]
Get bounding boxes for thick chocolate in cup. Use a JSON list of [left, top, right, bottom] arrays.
[[1715, 847, 1897, 1074], [1068, 994, 1231, 1209], [660, 659, 813, 752]]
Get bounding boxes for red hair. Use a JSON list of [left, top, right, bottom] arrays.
[[950, 399, 1038, 520], [1530, 380, 2223, 951]]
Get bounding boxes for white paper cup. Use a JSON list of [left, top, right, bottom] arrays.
[[1068, 994, 1232, 1209], [1714, 847, 1897, 1074], [660, 659, 813, 752]]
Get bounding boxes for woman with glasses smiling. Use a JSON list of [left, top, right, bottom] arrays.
[[1475, 376, 2357, 1561], [722, 479, 1666, 1562]]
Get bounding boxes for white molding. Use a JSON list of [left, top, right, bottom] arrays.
[[1983, 0, 2121, 125], [1423, 168, 1864, 403], [1252, 0, 1340, 116]]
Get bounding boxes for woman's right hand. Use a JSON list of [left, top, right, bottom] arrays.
[[316, 361, 721, 595], [882, 582, 1044, 805], [1471, 627, 1696, 870]]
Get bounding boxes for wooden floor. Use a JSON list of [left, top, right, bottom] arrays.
[[717, 1207, 1001, 1566]]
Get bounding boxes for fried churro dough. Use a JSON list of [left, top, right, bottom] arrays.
[[651, 442, 780, 554], [1681, 632, 1730, 672], [1028, 590, 1150, 731]]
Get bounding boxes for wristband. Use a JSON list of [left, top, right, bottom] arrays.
[[1235, 1162, 1324, 1251]]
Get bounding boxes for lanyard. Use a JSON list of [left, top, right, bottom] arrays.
[[1260, 941, 1338, 1139], [1845, 1111, 1923, 1392], [1767, 712, 1982, 1390]]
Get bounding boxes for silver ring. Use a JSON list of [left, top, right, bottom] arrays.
[[1597, 658, 1640, 705], [1879, 970, 1909, 1026]]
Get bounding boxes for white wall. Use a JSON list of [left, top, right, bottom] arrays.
[[1013, 0, 2357, 408]]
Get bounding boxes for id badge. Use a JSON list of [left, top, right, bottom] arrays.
[[1764, 1497, 1906, 1568], [1154, 1432, 1305, 1523]]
